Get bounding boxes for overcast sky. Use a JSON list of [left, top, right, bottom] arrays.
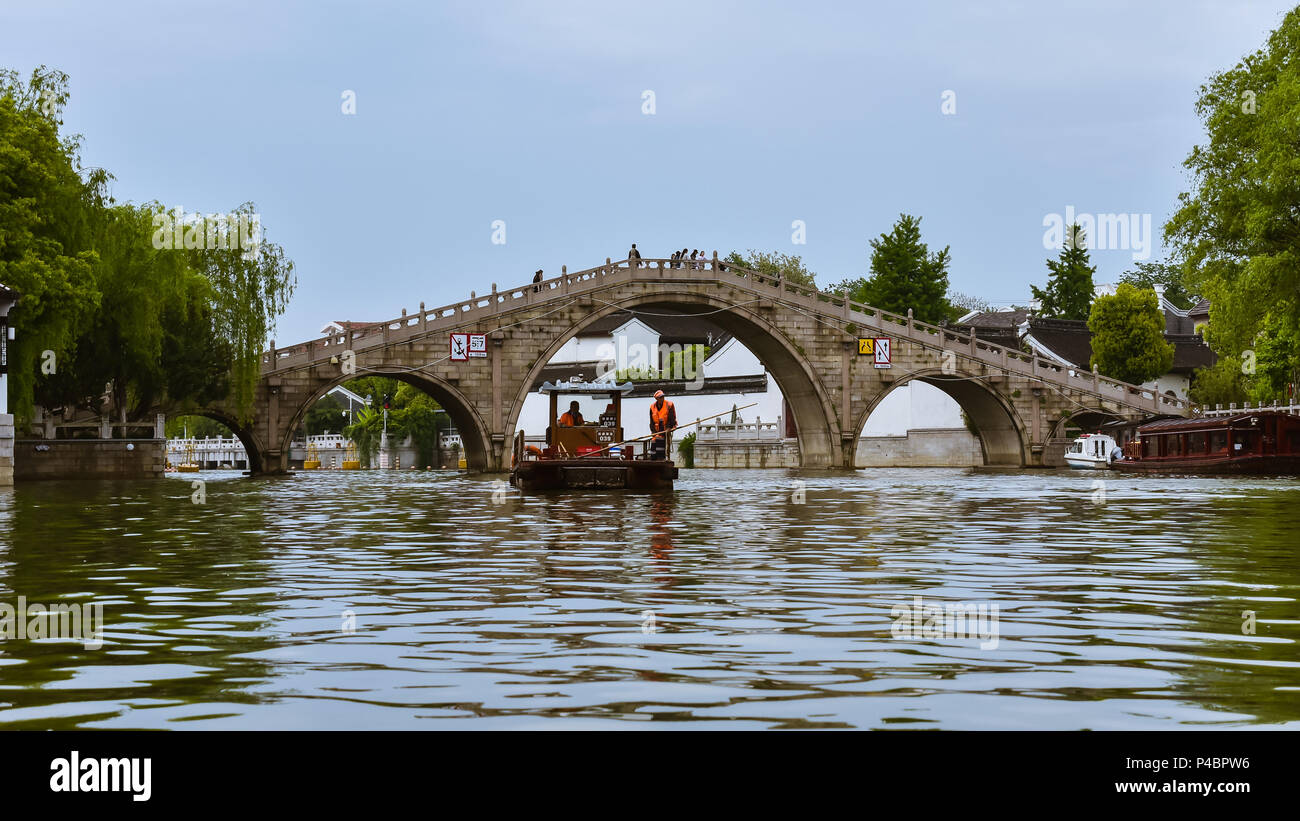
[[2, 0, 1292, 343]]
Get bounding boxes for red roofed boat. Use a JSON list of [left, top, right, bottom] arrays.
[[509, 380, 678, 491], [1111, 411, 1300, 474]]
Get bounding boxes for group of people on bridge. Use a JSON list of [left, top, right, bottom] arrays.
[[627, 244, 710, 270], [530, 245, 716, 291]]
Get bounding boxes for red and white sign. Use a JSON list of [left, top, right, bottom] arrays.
[[449, 333, 469, 361], [873, 337, 892, 369]]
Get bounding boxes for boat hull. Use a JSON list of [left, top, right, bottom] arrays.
[[1063, 455, 1110, 469], [1110, 455, 1300, 474], [509, 458, 677, 491]]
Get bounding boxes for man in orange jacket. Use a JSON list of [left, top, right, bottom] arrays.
[[559, 401, 584, 427], [649, 390, 676, 459]]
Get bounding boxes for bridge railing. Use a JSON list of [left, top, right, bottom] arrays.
[[1194, 400, 1300, 417], [260, 254, 1185, 415], [698, 417, 784, 441]]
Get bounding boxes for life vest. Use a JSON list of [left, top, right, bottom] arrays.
[[650, 399, 675, 436], [560, 411, 581, 426]]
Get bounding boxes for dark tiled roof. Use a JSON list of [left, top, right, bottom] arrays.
[[576, 311, 730, 346], [1024, 319, 1217, 374], [964, 309, 1029, 329], [1170, 337, 1217, 372], [327, 320, 381, 331], [529, 359, 766, 396], [1164, 310, 1196, 336], [961, 326, 1021, 349], [1139, 412, 1281, 433], [1024, 318, 1092, 366], [1188, 298, 1211, 317]]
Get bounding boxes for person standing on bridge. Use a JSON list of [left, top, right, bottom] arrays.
[[649, 390, 677, 459], [629, 243, 641, 268], [533, 269, 543, 293]]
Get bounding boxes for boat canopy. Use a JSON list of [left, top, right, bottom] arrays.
[[539, 380, 635, 395]]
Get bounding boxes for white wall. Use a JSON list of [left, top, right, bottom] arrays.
[[701, 337, 762, 377], [861, 381, 965, 436], [1143, 372, 1190, 400]]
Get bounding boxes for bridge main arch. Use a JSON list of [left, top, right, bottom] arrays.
[[278, 370, 494, 472], [506, 290, 842, 467], [851, 369, 1030, 467]]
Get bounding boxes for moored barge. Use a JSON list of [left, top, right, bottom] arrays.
[[509, 381, 678, 491], [1112, 411, 1300, 474]]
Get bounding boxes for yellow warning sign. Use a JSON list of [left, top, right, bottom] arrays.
[[858, 338, 873, 356]]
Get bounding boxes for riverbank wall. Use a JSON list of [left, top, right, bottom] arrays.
[[0, 414, 13, 485], [14, 439, 166, 480]]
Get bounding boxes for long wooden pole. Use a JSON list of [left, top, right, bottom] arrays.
[[578, 402, 759, 459]]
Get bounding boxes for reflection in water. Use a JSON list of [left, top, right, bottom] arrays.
[[0, 467, 1296, 729]]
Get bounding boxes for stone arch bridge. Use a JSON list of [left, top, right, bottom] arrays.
[[194, 256, 1189, 474]]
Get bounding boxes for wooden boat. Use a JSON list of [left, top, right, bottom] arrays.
[[509, 380, 677, 491], [1064, 432, 1120, 469], [1111, 411, 1300, 474]]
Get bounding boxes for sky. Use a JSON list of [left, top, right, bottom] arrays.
[[1, 0, 1293, 345]]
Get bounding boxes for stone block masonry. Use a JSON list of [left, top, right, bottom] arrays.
[[15, 439, 166, 480]]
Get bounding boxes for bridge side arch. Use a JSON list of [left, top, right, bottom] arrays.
[[505, 291, 843, 467], [277, 370, 494, 472], [174, 407, 270, 474], [851, 369, 1030, 467]]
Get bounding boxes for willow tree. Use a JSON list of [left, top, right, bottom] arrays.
[[0, 66, 103, 425], [1165, 9, 1300, 402], [185, 201, 296, 420]]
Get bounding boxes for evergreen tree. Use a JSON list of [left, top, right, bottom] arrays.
[[839, 214, 951, 324], [1032, 224, 1095, 320]]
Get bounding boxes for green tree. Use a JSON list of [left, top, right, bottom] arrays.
[[186, 201, 296, 420], [664, 344, 709, 379], [1165, 9, 1300, 387], [342, 376, 401, 408], [1189, 357, 1248, 407], [397, 389, 445, 468], [165, 415, 232, 439], [1119, 261, 1196, 311], [304, 392, 345, 435], [677, 431, 696, 468], [343, 405, 383, 467], [1246, 314, 1300, 403], [1087, 283, 1174, 384], [1032, 224, 1095, 320], [836, 214, 952, 325], [0, 66, 103, 425], [724, 250, 816, 288]]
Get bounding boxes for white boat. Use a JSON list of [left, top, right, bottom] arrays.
[[1064, 432, 1120, 469]]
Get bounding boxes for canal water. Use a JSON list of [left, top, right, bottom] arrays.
[[0, 468, 1296, 729]]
